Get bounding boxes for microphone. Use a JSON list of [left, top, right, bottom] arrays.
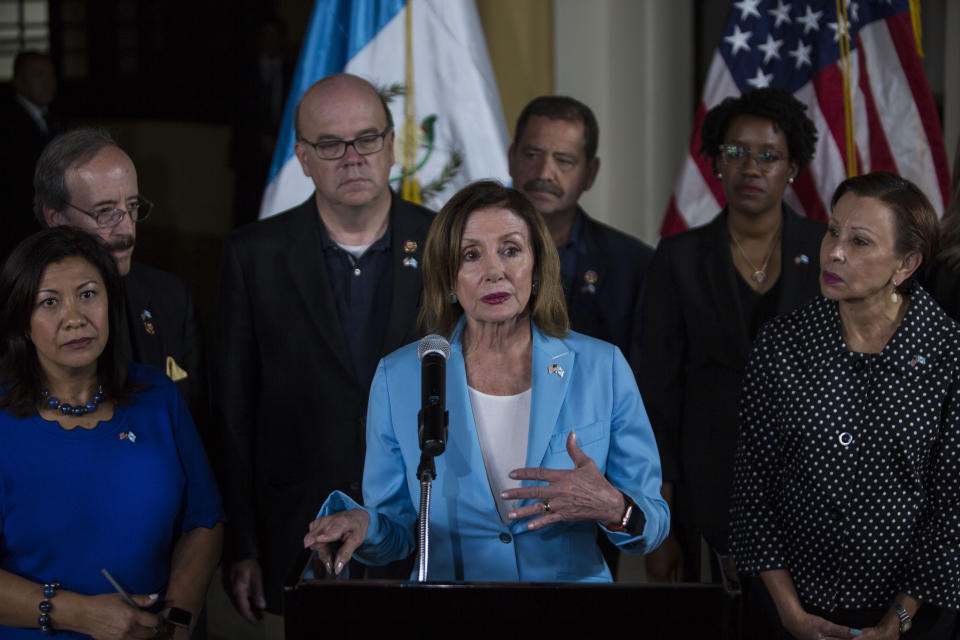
[[417, 334, 450, 457]]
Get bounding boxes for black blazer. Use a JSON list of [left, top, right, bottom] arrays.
[[213, 193, 433, 611], [122, 262, 208, 439], [567, 208, 654, 365], [636, 207, 825, 550]]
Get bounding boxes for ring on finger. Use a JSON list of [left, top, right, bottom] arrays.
[[542, 499, 551, 514]]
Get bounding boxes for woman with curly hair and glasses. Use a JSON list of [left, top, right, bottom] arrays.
[[639, 87, 826, 585]]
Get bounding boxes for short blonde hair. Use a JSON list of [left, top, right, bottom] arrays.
[[418, 180, 569, 338]]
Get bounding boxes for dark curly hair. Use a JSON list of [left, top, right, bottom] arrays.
[[0, 228, 137, 417], [700, 87, 818, 173]]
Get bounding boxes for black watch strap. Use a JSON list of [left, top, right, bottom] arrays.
[[162, 606, 193, 629]]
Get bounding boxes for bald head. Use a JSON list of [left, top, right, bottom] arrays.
[[292, 73, 396, 214], [294, 73, 393, 141]]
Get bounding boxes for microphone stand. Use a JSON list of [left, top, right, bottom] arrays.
[[416, 402, 447, 583], [416, 453, 436, 582]]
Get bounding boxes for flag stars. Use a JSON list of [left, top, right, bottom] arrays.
[[788, 40, 813, 69], [725, 24, 753, 55], [746, 67, 774, 88], [797, 5, 823, 34], [847, 1, 861, 23], [767, 0, 793, 28], [828, 19, 848, 42], [758, 34, 784, 63], [734, 0, 762, 21]]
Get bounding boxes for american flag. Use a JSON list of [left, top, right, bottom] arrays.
[[662, 0, 950, 235]]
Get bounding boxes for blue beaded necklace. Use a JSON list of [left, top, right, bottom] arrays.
[[41, 384, 105, 417]]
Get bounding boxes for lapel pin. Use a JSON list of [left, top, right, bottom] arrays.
[[403, 240, 418, 253], [909, 355, 926, 367], [402, 256, 419, 269], [119, 431, 137, 443], [794, 254, 810, 264], [581, 270, 598, 294], [140, 310, 156, 335], [548, 363, 565, 378]]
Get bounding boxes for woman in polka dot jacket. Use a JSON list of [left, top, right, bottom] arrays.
[[731, 172, 960, 640]]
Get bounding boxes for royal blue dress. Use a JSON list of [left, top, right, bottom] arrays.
[[0, 363, 225, 638]]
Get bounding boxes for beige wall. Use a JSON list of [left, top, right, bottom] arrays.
[[554, 0, 694, 244]]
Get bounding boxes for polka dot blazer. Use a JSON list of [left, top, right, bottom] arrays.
[[730, 286, 960, 612]]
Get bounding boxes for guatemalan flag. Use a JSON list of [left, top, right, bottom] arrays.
[[662, 0, 950, 235], [259, 0, 510, 218]]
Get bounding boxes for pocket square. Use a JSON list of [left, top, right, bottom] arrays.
[[166, 356, 188, 382]]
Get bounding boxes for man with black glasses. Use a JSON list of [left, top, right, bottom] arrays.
[[35, 127, 208, 444], [214, 73, 433, 629]]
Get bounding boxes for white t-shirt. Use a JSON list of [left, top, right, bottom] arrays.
[[467, 386, 532, 524]]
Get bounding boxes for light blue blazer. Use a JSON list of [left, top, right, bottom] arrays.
[[320, 319, 669, 582]]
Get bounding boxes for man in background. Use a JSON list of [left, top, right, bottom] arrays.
[[509, 96, 653, 374], [1, 51, 60, 262], [215, 73, 433, 628]]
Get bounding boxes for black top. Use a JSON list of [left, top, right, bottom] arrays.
[[730, 286, 960, 611], [923, 254, 960, 323], [318, 219, 392, 387], [556, 210, 585, 301], [734, 273, 782, 341]]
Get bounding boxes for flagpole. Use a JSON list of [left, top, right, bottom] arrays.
[[401, 0, 421, 204]]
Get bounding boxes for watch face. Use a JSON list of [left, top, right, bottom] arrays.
[[166, 607, 192, 628]]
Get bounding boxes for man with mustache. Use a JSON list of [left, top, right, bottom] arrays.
[[509, 97, 655, 578], [509, 96, 654, 370], [34, 127, 208, 444], [214, 73, 433, 630]]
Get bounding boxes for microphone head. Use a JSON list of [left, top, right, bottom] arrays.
[[417, 334, 450, 361]]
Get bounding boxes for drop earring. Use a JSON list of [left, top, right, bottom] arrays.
[[531, 279, 539, 295], [450, 292, 458, 304], [891, 284, 900, 305]]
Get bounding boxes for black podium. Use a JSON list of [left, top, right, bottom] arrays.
[[283, 556, 730, 637]]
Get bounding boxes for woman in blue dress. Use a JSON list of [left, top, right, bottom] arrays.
[[0, 228, 224, 638]]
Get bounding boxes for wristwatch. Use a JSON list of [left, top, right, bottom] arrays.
[[606, 493, 645, 535], [161, 607, 193, 630], [894, 602, 912, 634]]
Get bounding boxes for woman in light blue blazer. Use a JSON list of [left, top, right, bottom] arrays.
[[304, 181, 668, 581]]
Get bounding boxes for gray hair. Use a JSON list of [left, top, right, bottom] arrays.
[[33, 127, 119, 225]]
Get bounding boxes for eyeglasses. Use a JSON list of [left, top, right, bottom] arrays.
[[717, 144, 787, 171], [66, 198, 153, 228], [299, 128, 392, 160]]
